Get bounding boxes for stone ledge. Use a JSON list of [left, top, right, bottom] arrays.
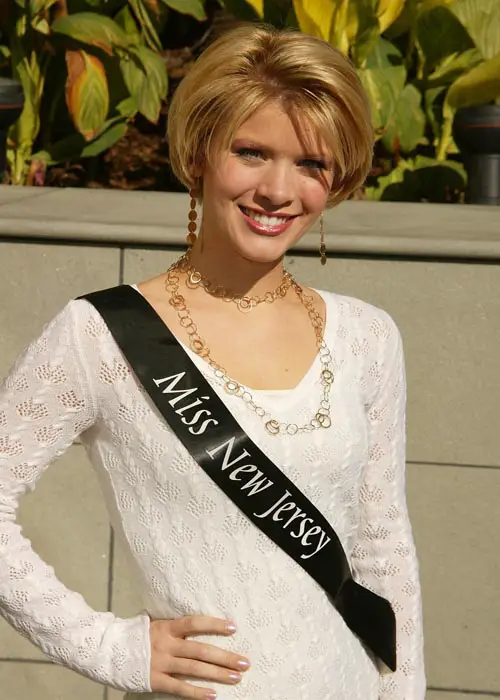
[[0, 186, 498, 260]]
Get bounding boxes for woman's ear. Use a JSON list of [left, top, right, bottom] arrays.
[[190, 152, 204, 181]]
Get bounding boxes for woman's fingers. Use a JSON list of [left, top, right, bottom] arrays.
[[166, 656, 243, 684], [174, 638, 250, 672], [149, 615, 250, 697], [168, 615, 236, 639]]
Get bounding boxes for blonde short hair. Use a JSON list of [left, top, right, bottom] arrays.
[[168, 24, 374, 206]]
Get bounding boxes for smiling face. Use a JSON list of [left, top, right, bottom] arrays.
[[198, 101, 334, 265]]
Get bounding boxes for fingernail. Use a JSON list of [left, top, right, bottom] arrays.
[[237, 660, 250, 670], [205, 693, 217, 700], [229, 673, 241, 683], [226, 621, 237, 633]]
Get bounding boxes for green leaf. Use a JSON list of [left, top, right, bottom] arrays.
[[128, 0, 163, 52], [52, 12, 133, 55], [113, 5, 141, 42], [80, 120, 127, 157], [424, 84, 447, 140], [116, 96, 138, 117], [29, 0, 58, 14], [349, 0, 381, 67], [446, 52, 500, 109], [450, 0, 500, 60], [33, 116, 128, 165], [425, 47, 482, 88], [32, 17, 51, 34], [160, 0, 207, 20], [417, 5, 475, 75], [264, 0, 295, 27], [120, 45, 167, 123], [366, 155, 466, 201], [382, 83, 426, 153], [359, 38, 406, 136], [365, 160, 412, 200]]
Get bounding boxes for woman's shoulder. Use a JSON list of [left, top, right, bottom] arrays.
[[314, 287, 401, 337], [37, 292, 122, 355]]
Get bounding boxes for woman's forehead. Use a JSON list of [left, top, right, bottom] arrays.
[[232, 102, 332, 156]]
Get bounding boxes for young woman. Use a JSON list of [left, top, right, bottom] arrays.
[[0, 24, 425, 700]]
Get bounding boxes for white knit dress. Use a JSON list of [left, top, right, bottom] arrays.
[[0, 286, 425, 699]]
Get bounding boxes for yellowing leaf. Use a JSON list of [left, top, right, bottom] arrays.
[[451, 0, 500, 60], [244, 0, 264, 17], [446, 52, 500, 109], [377, 0, 404, 33], [332, 0, 351, 51], [293, 0, 335, 41], [65, 50, 109, 141]]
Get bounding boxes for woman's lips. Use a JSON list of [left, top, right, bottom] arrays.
[[238, 206, 296, 236]]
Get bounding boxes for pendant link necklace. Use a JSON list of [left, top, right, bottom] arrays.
[[164, 253, 335, 436]]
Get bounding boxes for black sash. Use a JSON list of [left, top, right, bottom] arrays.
[[80, 285, 397, 671]]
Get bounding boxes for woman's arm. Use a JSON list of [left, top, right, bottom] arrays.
[[0, 301, 150, 692], [352, 313, 425, 699]]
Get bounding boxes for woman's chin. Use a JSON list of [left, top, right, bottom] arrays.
[[237, 242, 288, 265], [232, 230, 298, 265]]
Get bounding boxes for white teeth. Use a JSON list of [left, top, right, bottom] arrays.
[[240, 206, 289, 226]]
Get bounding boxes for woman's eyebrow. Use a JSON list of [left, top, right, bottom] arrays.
[[231, 138, 270, 151]]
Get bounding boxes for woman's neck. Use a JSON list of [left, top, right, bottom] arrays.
[[186, 240, 287, 298]]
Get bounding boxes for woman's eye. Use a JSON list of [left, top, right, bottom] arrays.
[[236, 148, 263, 160], [300, 159, 327, 170]]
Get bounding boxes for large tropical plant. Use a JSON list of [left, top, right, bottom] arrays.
[[416, 0, 500, 158], [0, 0, 206, 185], [226, 0, 500, 201]]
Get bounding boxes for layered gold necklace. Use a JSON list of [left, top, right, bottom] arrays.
[[164, 253, 334, 436], [180, 253, 293, 312]]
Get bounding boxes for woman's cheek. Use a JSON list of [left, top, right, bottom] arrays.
[[219, 162, 256, 197], [301, 177, 330, 212]]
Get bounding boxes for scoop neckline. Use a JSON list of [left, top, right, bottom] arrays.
[[129, 283, 336, 399]]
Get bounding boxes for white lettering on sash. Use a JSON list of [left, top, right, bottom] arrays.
[[254, 490, 331, 560], [206, 437, 251, 471], [152, 371, 331, 562], [206, 439, 274, 495], [240, 470, 274, 496], [153, 374, 218, 434]]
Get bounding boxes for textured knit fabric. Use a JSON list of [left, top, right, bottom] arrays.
[[0, 286, 425, 699]]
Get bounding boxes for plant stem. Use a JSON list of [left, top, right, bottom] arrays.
[[437, 118, 453, 161]]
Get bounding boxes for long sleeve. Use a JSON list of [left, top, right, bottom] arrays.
[[0, 301, 151, 692], [351, 315, 426, 699]]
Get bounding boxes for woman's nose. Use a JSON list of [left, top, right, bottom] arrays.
[[255, 161, 296, 207]]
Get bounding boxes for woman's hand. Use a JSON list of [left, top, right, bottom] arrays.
[[149, 615, 250, 699]]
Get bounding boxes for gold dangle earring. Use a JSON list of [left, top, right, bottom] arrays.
[[186, 188, 198, 247], [319, 212, 327, 265]]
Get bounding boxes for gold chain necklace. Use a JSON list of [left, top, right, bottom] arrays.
[[177, 251, 292, 313], [164, 258, 334, 436]]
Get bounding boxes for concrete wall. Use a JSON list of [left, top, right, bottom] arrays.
[[0, 186, 498, 700]]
